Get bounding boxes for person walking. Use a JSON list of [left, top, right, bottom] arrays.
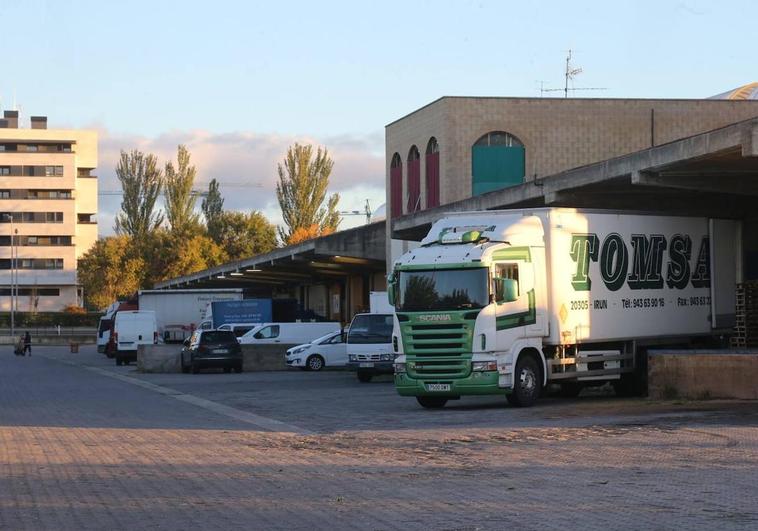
[[23, 331, 31, 356]]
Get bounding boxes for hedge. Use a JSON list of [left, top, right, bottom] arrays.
[[0, 312, 101, 327]]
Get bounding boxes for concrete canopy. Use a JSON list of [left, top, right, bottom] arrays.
[[392, 117, 758, 241], [155, 220, 386, 290]]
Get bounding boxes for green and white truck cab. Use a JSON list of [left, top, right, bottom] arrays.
[[389, 208, 738, 409]]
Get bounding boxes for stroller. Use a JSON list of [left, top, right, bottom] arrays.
[[14, 337, 25, 356]]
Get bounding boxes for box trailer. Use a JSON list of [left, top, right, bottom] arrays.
[[138, 289, 243, 343], [389, 208, 740, 408]]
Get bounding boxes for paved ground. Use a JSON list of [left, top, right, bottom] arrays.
[[1, 345, 757, 529]]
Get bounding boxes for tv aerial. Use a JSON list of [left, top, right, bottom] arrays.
[[539, 49, 607, 97]]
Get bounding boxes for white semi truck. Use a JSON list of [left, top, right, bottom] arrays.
[[389, 208, 739, 408]]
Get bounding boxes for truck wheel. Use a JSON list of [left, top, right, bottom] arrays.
[[417, 397, 447, 409], [181, 363, 190, 374], [508, 356, 541, 407], [612, 376, 640, 397], [307, 355, 325, 371], [116, 358, 123, 366], [191, 363, 200, 374], [357, 371, 373, 383]]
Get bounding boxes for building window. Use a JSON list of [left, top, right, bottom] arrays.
[[0, 258, 63, 270], [0, 167, 9, 176], [425, 137, 440, 209], [390, 153, 403, 219], [406, 146, 421, 213], [0, 287, 61, 296], [44, 166, 64, 177], [471, 131, 525, 196], [26, 145, 39, 152]]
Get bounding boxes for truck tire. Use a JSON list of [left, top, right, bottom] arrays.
[[612, 375, 641, 397], [181, 363, 190, 374], [417, 396, 448, 409], [507, 356, 541, 407], [191, 363, 200, 374], [306, 355, 325, 371], [116, 357, 122, 366], [357, 371, 373, 383]]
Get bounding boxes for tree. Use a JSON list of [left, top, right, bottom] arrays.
[[215, 211, 278, 260], [78, 236, 144, 310], [164, 145, 200, 233], [201, 178, 224, 242], [276, 143, 341, 244], [287, 223, 335, 245], [114, 150, 164, 238], [142, 230, 228, 286]]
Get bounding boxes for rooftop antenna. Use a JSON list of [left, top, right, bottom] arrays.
[[339, 199, 372, 224], [539, 49, 608, 97]]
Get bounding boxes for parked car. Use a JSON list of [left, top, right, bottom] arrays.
[[216, 322, 258, 337], [238, 322, 340, 346], [97, 316, 112, 354], [181, 330, 243, 374], [286, 330, 347, 371], [112, 310, 158, 366]]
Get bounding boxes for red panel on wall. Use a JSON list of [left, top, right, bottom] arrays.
[[407, 159, 421, 213], [425, 152, 440, 208], [390, 164, 403, 219]]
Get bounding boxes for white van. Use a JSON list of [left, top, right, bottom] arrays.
[[238, 322, 340, 346], [216, 322, 258, 337], [97, 316, 112, 353], [113, 310, 158, 366], [346, 313, 395, 382]]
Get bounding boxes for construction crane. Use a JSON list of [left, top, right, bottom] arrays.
[[339, 199, 372, 224]]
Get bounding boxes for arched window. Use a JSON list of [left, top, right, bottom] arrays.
[[390, 153, 403, 219], [406, 146, 421, 213], [425, 137, 440, 208], [471, 131, 525, 196]]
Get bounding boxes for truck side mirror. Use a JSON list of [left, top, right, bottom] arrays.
[[495, 278, 519, 303], [387, 283, 396, 307], [182, 338, 190, 348]]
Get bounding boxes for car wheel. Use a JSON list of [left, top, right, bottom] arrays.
[[416, 396, 448, 409], [307, 355, 325, 371], [181, 363, 190, 374], [191, 363, 199, 374], [234, 363, 243, 373], [116, 358, 122, 366], [357, 371, 373, 383], [507, 356, 541, 407]]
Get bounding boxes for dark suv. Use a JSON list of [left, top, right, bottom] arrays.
[[181, 330, 243, 374]]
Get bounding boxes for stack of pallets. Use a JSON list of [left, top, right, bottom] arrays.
[[731, 281, 758, 348]]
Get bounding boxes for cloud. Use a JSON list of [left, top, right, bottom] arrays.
[[96, 128, 386, 235]]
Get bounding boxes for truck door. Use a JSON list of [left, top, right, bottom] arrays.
[[493, 261, 537, 337]]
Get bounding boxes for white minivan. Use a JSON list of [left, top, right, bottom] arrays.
[[286, 330, 347, 371], [238, 322, 340, 346], [216, 322, 258, 338], [113, 310, 158, 366], [346, 313, 395, 382]]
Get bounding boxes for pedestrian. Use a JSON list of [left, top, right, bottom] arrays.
[[23, 331, 31, 356]]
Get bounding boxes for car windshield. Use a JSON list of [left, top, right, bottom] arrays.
[[347, 314, 393, 344], [201, 331, 238, 344], [397, 268, 489, 311]]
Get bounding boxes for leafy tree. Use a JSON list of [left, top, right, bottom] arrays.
[[215, 211, 278, 260], [276, 143, 341, 244], [78, 236, 144, 310], [287, 224, 335, 245], [142, 230, 228, 286], [164, 145, 200, 233], [114, 150, 164, 238], [201, 178, 224, 241]]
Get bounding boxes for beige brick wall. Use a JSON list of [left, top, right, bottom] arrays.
[[385, 97, 758, 215]]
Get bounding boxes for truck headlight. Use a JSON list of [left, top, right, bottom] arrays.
[[472, 361, 498, 372], [380, 353, 394, 361], [348, 354, 357, 362], [394, 362, 406, 374]]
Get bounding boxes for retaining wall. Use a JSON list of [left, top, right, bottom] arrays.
[[648, 350, 758, 400], [137, 344, 292, 373]]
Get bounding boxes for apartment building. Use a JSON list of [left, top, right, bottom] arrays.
[[0, 111, 97, 312]]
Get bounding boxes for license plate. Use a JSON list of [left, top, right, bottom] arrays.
[[213, 348, 229, 354], [427, 383, 451, 392], [359, 362, 374, 368]]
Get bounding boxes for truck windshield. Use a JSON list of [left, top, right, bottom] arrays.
[[397, 268, 489, 311], [348, 314, 393, 344]]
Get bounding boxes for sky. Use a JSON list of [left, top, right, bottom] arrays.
[[0, 0, 755, 235]]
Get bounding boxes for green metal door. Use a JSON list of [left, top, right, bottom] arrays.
[[472, 145, 525, 196]]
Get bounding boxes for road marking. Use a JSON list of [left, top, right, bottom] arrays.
[[41, 354, 313, 435]]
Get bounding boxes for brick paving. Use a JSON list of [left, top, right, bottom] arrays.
[[1, 347, 757, 529]]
